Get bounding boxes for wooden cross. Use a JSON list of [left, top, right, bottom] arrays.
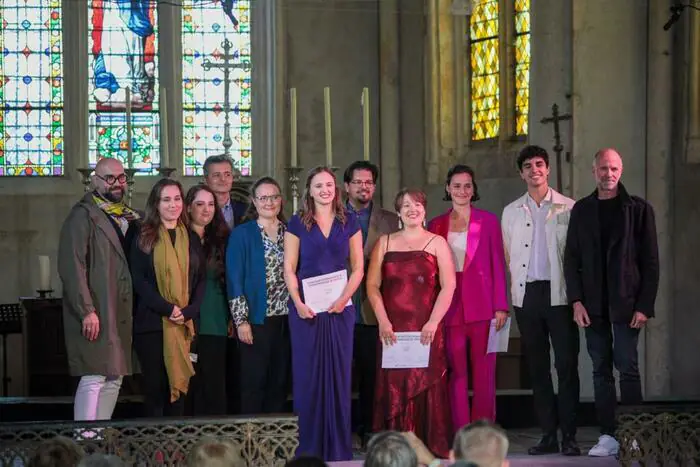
[[540, 103, 572, 193]]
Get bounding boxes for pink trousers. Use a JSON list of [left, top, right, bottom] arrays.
[[445, 320, 496, 431]]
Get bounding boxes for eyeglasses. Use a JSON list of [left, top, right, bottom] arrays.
[[254, 194, 282, 203], [96, 173, 128, 185], [350, 180, 375, 187]]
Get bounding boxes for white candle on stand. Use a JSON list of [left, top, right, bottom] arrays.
[[324, 87, 332, 167], [290, 88, 298, 167], [38, 255, 51, 291], [125, 87, 133, 169], [160, 86, 169, 168], [362, 87, 370, 161]]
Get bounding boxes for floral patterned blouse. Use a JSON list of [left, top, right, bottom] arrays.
[[230, 222, 289, 326]]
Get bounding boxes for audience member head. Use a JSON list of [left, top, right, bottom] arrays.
[[284, 455, 328, 467], [394, 188, 428, 230], [300, 166, 346, 229], [186, 438, 244, 467], [365, 431, 418, 467], [28, 436, 84, 467], [444, 164, 480, 204], [92, 157, 127, 203], [451, 420, 509, 467], [244, 176, 286, 222], [77, 454, 125, 467], [343, 160, 378, 209]]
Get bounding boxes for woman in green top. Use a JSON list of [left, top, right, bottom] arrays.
[[185, 184, 231, 415]]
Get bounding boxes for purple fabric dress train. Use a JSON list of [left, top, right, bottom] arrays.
[[287, 213, 360, 462]]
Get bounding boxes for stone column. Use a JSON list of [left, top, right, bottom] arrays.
[[644, 0, 673, 398], [157, 2, 182, 174], [380, 0, 401, 207], [686, 4, 700, 162]]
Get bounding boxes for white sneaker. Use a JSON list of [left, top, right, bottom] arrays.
[[588, 435, 620, 457]]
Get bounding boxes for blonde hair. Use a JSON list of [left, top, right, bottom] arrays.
[[186, 438, 244, 467]]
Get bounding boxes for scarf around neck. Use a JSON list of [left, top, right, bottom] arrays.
[[153, 222, 196, 402], [92, 191, 141, 235]]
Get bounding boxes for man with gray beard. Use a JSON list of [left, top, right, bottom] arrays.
[[58, 157, 141, 421]]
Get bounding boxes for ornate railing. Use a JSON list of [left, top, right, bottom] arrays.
[[617, 404, 700, 466], [0, 415, 298, 466]]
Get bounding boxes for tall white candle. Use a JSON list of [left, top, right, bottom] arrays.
[[290, 88, 298, 167], [125, 87, 133, 169], [293, 196, 298, 214], [38, 255, 50, 291], [160, 86, 169, 168], [362, 87, 370, 161], [324, 87, 332, 167]]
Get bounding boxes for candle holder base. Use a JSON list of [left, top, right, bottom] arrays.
[[124, 168, 138, 206], [285, 166, 304, 215], [330, 166, 340, 175], [36, 289, 54, 299], [77, 168, 94, 192], [158, 167, 177, 178]]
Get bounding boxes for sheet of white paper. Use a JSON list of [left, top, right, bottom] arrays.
[[487, 317, 511, 354], [301, 270, 353, 314], [381, 332, 431, 369]]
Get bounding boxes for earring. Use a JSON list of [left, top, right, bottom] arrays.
[[399, 219, 404, 229], [422, 219, 427, 228]]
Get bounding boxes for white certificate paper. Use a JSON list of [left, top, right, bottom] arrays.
[[301, 270, 352, 314], [381, 332, 431, 369], [487, 317, 511, 354]]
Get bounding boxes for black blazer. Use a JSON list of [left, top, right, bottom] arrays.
[[563, 183, 659, 322], [129, 224, 206, 334]]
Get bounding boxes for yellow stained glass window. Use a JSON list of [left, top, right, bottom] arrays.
[[470, 0, 500, 141], [515, 0, 530, 136]]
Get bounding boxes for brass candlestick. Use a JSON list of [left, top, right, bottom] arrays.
[[124, 168, 138, 206], [158, 167, 177, 178], [285, 166, 304, 215], [77, 168, 94, 192]]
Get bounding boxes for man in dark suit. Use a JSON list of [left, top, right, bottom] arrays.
[[203, 154, 247, 229], [343, 161, 399, 447], [564, 148, 659, 457]]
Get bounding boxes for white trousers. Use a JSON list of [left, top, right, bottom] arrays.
[[73, 375, 123, 421]]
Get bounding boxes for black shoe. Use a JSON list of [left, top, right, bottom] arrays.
[[528, 434, 559, 455], [561, 437, 581, 456]]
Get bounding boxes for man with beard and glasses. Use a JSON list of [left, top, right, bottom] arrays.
[[58, 157, 141, 421], [343, 160, 399, 448]]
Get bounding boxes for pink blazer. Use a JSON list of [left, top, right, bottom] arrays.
[[428, 208, 508, 324]]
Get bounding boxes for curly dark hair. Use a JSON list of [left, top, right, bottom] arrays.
[[138, 178, 188, 253], [517, 145, 550, 171], [185, 184, 230, 287], [299, 166, 346, 230]]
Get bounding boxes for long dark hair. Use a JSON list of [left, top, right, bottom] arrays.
[[443, 164, 481, 202], [138, 179, 188, 253], [242, 176, 287, 223], [300, 166, 346, 230], [185, 184, 230, 286]]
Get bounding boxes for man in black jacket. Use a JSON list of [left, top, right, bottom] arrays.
[[564, 148, 659, 457]]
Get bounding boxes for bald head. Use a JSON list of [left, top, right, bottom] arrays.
[[92, 158, 127, 202], [592, 148, 623, 198]]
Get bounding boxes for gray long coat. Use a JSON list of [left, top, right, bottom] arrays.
[[58, 193, 134, 376]]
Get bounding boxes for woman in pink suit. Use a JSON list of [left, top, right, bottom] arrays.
[[427, 164, 509, 432]]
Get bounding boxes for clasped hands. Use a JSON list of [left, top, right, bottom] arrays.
[[169, 306, 185, 325]]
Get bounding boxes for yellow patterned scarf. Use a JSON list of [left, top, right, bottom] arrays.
[[92, 192, 141, 235], [153, 222, 196, 402]]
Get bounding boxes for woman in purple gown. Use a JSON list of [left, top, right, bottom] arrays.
[[283, 166, 364, 461]]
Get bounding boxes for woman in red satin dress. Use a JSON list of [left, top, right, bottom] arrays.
[[366, 188, 457, 459]]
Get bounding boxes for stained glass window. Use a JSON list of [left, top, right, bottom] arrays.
[[88, 0, 160, 174], [469, 0, 499, 141], [0, 1, 63, 176], [515, 0, 530, 136], [182, 0, 252, 176]]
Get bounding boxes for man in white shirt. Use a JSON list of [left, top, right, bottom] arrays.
[[501, 146, 580, 456]]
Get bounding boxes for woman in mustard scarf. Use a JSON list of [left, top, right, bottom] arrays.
[[130, 178, 206, 417]]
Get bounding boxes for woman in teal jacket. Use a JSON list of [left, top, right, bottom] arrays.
[[226, 176, 290, 414]]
